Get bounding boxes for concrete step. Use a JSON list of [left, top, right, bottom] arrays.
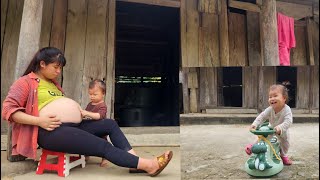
[[180, 113, 319, 125]]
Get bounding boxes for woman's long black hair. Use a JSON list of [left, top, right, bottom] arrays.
[[23, 47, 66, 76]]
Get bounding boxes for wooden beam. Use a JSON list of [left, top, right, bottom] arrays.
[[198, 0, 218, 14], [276, 1, 312, 20], [228, 0, 261, 12], [117, 0, 180, 8]]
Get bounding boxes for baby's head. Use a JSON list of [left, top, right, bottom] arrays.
[[268, 82, 290, 109], [88, 79, 106, 104]]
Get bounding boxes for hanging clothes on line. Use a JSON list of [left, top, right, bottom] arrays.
[[277, 12, 296, 66]]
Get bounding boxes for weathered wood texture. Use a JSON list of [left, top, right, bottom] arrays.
[[311, 20, 319, 65], [50, 0, 68, 52], [291, 25, 307, 66], [105, 0, 115, 119], [188, 67, 199, 112], [296, 66, 310, 109], [260, 0, 279, 66], [258, 66, 276, 111], [218, 0, 229, 66], [39, 0, 54, 48], [198, 0, 219, 14], [243, 66, 258, 108], [1, 0, 9, 51], [306, 18, 315, 65], [15, 0, 43, 78], [228, 12, 247, 66], [310, 66, 319, 109], [117, 0, 180, 7], [81, 0, 108, 108], [63, 0, 88, 103], [0, 0, 24, 134], [199, 68, 218, 109], [246, 12, 262, 66], [199, 13, 219, 66], [276, 1, 313, 20], [184, 0, 199, 67], [180, 0, 187, 68], [181, 67, 190, 113], [229, 0, 261, 12]]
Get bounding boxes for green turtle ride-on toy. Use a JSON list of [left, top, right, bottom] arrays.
[[245, 122, 283, 177]]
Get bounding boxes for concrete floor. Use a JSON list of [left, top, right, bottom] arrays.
[[1, 146, 180, 180], [181, 123, 319, 179]]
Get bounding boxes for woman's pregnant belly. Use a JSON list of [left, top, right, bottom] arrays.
[[39, 97, 82, 123]]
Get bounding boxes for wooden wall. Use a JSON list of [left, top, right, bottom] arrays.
[[181, 0, 319, 67], [188, 66, 319, 113]]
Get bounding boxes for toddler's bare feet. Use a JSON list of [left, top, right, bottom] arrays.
[[85, 156, 90, 161], [100, 158, 108, 167]]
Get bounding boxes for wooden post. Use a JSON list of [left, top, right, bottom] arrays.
[[181, 68, 190, 113], [260, 0, 279, 66], [219, 0, 229, 66], [105, 0, 116, 119], [8, 0, 43, 162]]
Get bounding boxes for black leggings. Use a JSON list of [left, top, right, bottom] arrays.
[[37, 119, 139, 168]]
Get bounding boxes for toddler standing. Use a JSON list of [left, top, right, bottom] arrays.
[[245, 83, 293, 165]]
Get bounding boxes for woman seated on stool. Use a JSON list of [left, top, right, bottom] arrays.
[[2, 47, 173, 177]]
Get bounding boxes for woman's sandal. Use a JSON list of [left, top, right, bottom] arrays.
[[150, 151, 173, 177]]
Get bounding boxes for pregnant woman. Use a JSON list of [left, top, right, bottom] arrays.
[[2, 47, 173, 177]]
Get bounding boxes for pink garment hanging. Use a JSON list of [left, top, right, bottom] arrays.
[[277, 13, 296, 66]]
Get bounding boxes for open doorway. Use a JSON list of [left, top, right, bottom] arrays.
[[114, 2, 180, 127], [276, 66, 297, 108], [220, 67, 243, 107]]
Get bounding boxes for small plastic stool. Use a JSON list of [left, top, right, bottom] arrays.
[[36, 149, 86, 177]]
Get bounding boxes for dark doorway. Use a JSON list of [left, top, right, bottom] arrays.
[[276, 66, 297, 108], [221, 67, 243, 107], [115, 2, 180, 127]]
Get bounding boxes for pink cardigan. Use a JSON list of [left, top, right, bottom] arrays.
[[2, 72, 63, 159]]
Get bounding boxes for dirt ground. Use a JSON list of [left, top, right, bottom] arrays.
[[181, 123, 319, 179]]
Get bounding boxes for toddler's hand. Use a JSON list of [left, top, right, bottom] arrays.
[[249, 125, 256, 131], [274, 126, 281, 135]]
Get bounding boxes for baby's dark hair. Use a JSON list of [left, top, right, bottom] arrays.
[[89, 79, 106, 94], [269, 81, 290, 104]]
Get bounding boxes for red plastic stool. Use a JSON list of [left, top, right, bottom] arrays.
[[36, 149, 86, 177]]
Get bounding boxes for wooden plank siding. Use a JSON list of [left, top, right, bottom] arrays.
[[185, 0, 200, 67], [63, 0, 88, 104], [199, 68, 218, 109], [39, 0, 54, 48], [310, 66, 319, 110], [81, 0, 108, 108], [50, 0, 68, 52], [291, 25, 307, 66], [242, 66, 258, 108], [296, 66, 310, 109], [246, 12, 262, 66], [228, 12, 248, 66], [199, 13, 219, 66]]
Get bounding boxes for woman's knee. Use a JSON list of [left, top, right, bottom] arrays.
[[103, 119, 118, 128]]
